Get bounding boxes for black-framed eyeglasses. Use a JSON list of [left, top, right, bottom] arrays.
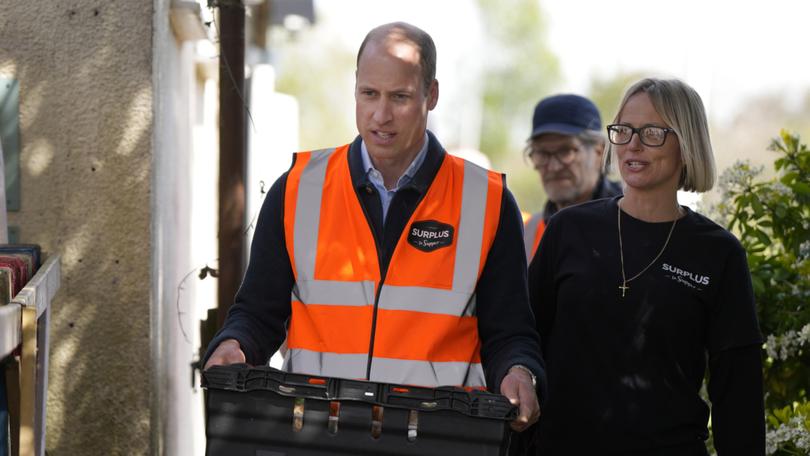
[[527, 146, 581, 167], [606, 124, 674, 147]]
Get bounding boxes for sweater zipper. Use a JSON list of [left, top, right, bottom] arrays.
[[357, 184, 387, 380], [358, 163, 436, 379]]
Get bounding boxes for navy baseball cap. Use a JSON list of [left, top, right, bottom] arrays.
[[529, 94, 602, 139]]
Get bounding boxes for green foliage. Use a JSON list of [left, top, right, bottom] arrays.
[[717, 131, 810, 343], [273, 27, 357, 150], [768, 402, 810, 430], [765, 402, 810, 455], [474, 0, 560, 214], [477, 0, 560, 165], [713, 130, 810, 454]]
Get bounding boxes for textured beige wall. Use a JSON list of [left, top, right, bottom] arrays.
[[0, 1, 154, 454]]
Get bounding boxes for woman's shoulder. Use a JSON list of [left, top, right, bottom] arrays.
[[681, 208, 745, 254], [544, 197, 617, 238], [554, 196, 617, 222]]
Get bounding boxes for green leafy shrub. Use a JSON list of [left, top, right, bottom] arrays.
[[766, 402, 810, 454], [712, 130, 810, 455]]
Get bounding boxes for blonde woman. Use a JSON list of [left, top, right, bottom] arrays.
[[528, 78, 764, 455]]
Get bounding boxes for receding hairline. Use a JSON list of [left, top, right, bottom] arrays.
[[359, 22, 423, 56], [356, 22, 437, 91]]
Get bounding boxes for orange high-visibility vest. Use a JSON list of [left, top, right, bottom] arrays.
[[282, 145, 503, 388], [523, 213, 546, 263]]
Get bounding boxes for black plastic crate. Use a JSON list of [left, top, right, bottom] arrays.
[[203, 364, 517, 455]]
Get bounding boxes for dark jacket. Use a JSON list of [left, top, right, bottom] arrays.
[[206, 131, 546, 396], [541, 174, 623, 222], [524, 175, 622, 261]]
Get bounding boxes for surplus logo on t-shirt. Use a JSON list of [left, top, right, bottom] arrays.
[[408, 220, 454, 252], [662, 263, 710, 290]]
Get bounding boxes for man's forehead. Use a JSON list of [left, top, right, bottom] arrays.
[[531, 133, 581, 150], [360, 37, 421, 66]]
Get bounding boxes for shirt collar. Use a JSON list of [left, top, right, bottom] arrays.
[[361, 133, 429, 191]]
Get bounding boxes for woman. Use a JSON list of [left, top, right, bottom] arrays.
[[528, 78, 764, 455]]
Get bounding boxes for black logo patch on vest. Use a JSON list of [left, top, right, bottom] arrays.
[[408, 220, 454, 252]]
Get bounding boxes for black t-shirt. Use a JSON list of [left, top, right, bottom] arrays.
[[528, 196, 763, 454]]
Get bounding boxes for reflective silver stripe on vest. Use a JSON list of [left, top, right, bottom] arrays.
[[283, 350, 486, 388], [369, 357, 486, 388], [293, 148, 334, 280], [292, 280, 376, 306], [377, 285, 472, 316], [453, 160, 490, 293], [283, 348, 368, 380], [523, 212, 543, 261]]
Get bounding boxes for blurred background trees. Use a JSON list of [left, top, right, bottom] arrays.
[[475, 0, 560, 214]]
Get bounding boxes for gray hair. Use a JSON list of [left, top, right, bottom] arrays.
[[576, 129, 605, 148], [524, 129, 605, 159]]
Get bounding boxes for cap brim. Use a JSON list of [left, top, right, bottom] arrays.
[[529, 123, 586, 139]]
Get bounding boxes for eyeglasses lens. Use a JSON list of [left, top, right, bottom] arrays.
[[532, 148, 576, 166], [609, 125, 667, 146]]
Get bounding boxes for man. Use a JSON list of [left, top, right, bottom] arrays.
[[205, 22, 542, 432], [523, 94, 622, 261]]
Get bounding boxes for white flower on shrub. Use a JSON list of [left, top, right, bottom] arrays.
[[766, 416, 810, 455], [800, 240, 810, 260], [769, 182, 792, 197], [765, 324, 810, 361]]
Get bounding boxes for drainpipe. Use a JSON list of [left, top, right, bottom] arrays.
[[213, 0, 246, 327]]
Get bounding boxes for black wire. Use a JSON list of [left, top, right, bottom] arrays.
[[209, 9, 257, 133], [177, 5, 271, 347], [175, 268, 200, 344], [244, 180, 268, 234]]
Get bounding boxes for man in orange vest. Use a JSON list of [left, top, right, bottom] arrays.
[[523, 94, 622, 262], [205, 22, 542, 432]]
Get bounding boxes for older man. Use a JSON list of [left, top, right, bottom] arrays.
[[205, 22, 543, 432], [523, 94, 621, 261]]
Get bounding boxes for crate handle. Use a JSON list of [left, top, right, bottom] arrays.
[[370, 405, 383, 439]]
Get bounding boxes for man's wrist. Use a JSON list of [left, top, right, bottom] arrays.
[[509, 364, 537, 388]]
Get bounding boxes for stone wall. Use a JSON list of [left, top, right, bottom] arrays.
[[0, 2, 155, 454]]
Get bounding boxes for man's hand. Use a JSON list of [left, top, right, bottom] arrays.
[[500, 365, 540, 432], [204, 339, 247, 370]]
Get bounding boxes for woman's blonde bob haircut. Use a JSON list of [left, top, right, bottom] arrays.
[[605, 78, 716, 192]]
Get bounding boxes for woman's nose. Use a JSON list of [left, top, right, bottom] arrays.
[[627, 131, 644, 150]]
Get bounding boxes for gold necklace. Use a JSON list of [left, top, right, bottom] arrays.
[[617, 200, 679, 298]]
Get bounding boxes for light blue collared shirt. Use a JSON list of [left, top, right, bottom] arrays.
[[360, 133, 429, 222]]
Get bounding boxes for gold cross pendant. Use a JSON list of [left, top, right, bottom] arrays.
[[619, 283, 629, 297]]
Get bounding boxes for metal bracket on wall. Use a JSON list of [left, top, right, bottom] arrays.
[[0, 78, 21, 212]]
